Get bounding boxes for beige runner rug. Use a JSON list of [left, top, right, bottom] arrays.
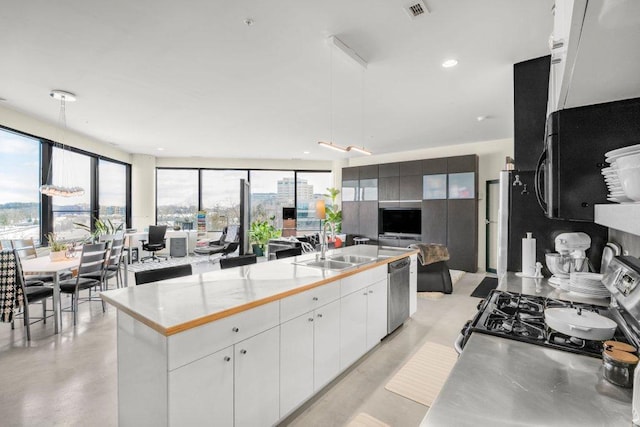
[[345, 413, 390, 427], [384, 341, 458, 407]]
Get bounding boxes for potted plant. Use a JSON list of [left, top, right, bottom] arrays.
[[249, 216, 281, 257], [324, 187, 342, 237], [46, 232, 69, 261], [74, 218, 124, 242]]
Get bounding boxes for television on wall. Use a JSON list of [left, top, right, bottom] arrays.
[[379, 208, 421, 237]]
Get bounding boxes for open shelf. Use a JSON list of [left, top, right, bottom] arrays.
[[594, 204, 640, 235]]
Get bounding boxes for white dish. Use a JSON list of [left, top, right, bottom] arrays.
[[606, 144, 640, 161], [618, 165, 640, 201], [617, 153, 640, 170], [545, 307, 616, 340]]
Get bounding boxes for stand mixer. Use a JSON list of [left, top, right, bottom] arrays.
[[545, 232, 591, 288]]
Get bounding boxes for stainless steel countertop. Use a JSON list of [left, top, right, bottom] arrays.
[[421, 333, 632, 426], [498, 271, 611, 306]]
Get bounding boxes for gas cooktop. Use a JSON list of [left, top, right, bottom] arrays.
[[461, 290, 629, 358]]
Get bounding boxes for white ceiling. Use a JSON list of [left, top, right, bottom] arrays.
[[0, 0, 554, 161]]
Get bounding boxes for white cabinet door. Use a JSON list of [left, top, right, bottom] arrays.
[[314, 299, 341, 391], [234, 326, 280, 427], [280, 313, 314, 417], [409, 254, 417, 316], [340, 290, 367, 370], [169, 346, 234, 426], [366, 279, 388, 351]]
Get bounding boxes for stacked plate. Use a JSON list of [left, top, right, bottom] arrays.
[[568, 272, 609, 298], [604, 144, 640, 203]]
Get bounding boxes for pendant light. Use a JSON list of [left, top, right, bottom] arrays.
[[40, 90, 85, 197]]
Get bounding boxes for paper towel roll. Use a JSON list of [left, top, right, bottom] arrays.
[[522, 232, 536, 277]]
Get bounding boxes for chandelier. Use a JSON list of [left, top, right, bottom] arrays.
[[39, 90, 85, 197]]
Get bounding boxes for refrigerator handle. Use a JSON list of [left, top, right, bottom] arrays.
[[534, 148, 548, 215]]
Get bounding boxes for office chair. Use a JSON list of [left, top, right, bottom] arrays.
[[135, 264, 193, 285], [219, 254, 257, 269], [140, 225, 168, 262], [194, 225, 240, 260]]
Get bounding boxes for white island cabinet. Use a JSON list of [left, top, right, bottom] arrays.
[[102, 246, 417, 426]]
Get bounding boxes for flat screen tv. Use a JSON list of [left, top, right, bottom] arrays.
[[380, 208, 421, 237]]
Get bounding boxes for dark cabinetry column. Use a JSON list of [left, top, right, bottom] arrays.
[[421, 200, 447, 245]]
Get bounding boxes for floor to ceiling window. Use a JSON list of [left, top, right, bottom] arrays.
[[156, 169, 199, 229], [249, 170, 295, 229], [51, 147, 93, 240], [201, 170, 248, 231], [296, 172, 333, 231], [99, 159, 127, 229], [0, 128, 41, 243]]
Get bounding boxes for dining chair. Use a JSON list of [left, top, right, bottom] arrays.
[[140, 225, 168, 262], [58, 242, 109, 326], [219, 254, 257, 269], [93, 237, 125, 290], [275, 247, 302, 259], [0, 249, 54, 341], [135, 264, 193, 285], [12, 238, 74, 285]]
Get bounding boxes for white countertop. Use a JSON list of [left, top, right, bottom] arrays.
[[101, 246, 416, 336]]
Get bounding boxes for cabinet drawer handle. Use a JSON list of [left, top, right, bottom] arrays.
[[369, 290, 373, 294], [224, 356, 231, 362], [232, 327, 239, 333], [363, 292, 368, 296], [308, 318, 314, 322], [317, 313, 323, 318], [312, 297, 319, 301], [240, 349, 247, 355]]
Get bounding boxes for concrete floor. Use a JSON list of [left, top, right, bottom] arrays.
[[0, 263, 484, 427]]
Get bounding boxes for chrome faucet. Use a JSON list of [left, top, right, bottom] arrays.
[[319, 221, 335, 260]]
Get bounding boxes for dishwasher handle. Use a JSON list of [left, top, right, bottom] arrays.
[[388, 257, 410, 271]]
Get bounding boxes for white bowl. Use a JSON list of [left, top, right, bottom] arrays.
[[617, 165, 640, 201], [616, 152, 640, 170]]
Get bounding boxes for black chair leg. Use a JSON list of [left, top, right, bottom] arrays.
[[23, 302, 31, 341]]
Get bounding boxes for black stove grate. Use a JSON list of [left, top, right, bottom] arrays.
[[463, 290, 629, 358]]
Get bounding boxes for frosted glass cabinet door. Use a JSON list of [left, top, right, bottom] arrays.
[[448, 172, 475, 199], [169, 346, 234, 426], [423, 174, 447, 199], [234, 326, 280, 427]]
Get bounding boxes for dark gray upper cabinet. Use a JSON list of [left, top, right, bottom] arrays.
[[399, 175, 422, 201], [342, 167, 359, 181], [358, 165, 379, 179], [514, 56, 550, 172], [378, 163, 399, 177], [399, 160, 422, 176], [447, 155, 477, 173], [378, 176, 399, 201], [423, 158, 447, 174]]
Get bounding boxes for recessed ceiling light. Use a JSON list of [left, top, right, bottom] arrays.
[[477, 115, 487, 121], [303, 151, 310, 154], [157, 147, 165, 151], [442, 59, 458, 68], [244, 18, 254, 26]]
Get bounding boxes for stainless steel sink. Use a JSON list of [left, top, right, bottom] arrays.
[[294, 259, 355, 271], [327, 255, 376, 265]]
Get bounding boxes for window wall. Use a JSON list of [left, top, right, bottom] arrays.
[[51, 147, 93, 240], [156, 168, 332, 233], [0, 125, 131, 246], [99, 159, 127, 229], [202, 170, 248, 231], [156, 169, 199, 229], [0, 129, 41, 243], [296, 172, 333, 231], [249, 170, 295, 229]]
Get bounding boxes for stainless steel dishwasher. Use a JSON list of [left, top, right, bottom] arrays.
[[387, 257, 411, 334]]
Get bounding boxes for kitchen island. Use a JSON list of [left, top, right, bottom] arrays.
[[101, 245, 418, 427], [421, 272, 633, 426]]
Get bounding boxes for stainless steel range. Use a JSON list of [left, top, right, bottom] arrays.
[[457, 290, 631, 357], [455, 255, 640, 358]]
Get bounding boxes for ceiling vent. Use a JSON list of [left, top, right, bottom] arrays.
[[402, 0, 429, 19]]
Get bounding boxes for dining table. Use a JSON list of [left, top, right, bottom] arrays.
[[20, 256, 79, 334]]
